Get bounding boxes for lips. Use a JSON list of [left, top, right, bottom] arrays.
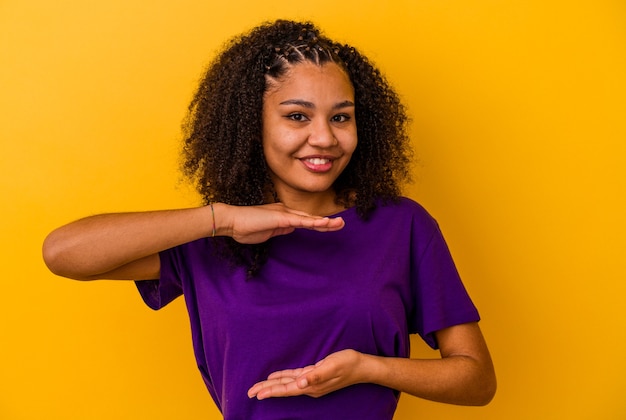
[[300, 156, 334, 172]]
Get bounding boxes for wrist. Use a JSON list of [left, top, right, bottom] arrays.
[[209, 203, 217, 237], [358, 352, 386, 385], [209, 202, 232, 237]]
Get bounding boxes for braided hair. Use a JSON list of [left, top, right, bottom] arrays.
[[182, 20, 412, 275]]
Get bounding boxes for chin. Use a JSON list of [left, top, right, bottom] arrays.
[[290, 186, 333, 195]]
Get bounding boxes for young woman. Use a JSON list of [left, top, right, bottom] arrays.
[[43, 20, 496, 419]]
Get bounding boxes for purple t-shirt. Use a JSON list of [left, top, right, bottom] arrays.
[[136, 197, 479, 419]]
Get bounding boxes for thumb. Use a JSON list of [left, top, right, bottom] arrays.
[[297, 377, 309, 389], [298, 361, 327, 389]]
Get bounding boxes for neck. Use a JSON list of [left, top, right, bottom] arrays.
[[273, 189, 345, 217]]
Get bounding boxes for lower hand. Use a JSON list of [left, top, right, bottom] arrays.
[[247, 349, 365, 400]]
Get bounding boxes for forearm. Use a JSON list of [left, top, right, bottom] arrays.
[[43, 205, 215, 280], [361, 352, 496, 406], [43, 202, 345, 280], [248, 323, 495, 405]]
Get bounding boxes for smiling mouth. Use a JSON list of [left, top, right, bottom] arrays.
[[300, 157, 334, 172], [304, 157, 331, 165]]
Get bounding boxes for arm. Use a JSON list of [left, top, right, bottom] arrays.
[[42, 203, 345, 281], [247, 322, 496, 406]]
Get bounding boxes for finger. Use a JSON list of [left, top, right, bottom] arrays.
[[270, 227, 297, 237], [248, 378, 304, 400], [299, 370, 321, 389], [247, 376, 297, 398], [281, 207, 320, 217], [300, 216, 345, 230], [313, 216, 345, 228], [299, 358, 335, 389], [274, 217, 344, 235], [247, 364, 317, 399], [267, 366, 314, 380]]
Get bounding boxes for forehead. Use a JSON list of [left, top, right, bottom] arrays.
[[264, 62, 354, 99]]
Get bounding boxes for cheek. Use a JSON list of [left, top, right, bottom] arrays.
[[263, 126, 300, 155], [350, 135, 358, 153], [262, 125, 280, 155], [262, 133, 293, 174], [343, 130, 358, 156]]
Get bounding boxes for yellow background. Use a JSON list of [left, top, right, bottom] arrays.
[[1, 0, 625, 418]]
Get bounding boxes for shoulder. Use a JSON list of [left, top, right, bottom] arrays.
[[375, 196, 438, 226], [357, 197, 441, 241]]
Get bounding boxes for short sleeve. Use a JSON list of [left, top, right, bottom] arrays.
[[409, 218, 480, 349], [135, 248, 183, 310]]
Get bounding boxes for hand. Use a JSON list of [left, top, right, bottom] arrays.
[[221, 203, 345, 244], [247, 349, 365, 400]]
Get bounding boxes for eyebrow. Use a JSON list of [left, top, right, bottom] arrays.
[[279, 99, 355, 110]]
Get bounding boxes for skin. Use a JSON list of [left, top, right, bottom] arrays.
[[42, 61, 496, 407], [262, 62, 357, 215], [42, 204, 344, 281], [246, 324, 496, 406]]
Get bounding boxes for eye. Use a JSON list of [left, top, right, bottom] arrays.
[[286, 113, 309, 122], [331, 114, 351, 123]]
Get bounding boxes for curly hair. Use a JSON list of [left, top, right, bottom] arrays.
[[182, 19, 412, 275]]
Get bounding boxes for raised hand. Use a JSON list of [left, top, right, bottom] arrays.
[[43, 202, 346, 281], [220, 203, 346, 244], [247, 349, 364, 400]]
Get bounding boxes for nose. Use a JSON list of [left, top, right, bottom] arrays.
[[307, 119, 337, 148]]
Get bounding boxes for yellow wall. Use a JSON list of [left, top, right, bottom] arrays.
[[2, 0, 625, 418]]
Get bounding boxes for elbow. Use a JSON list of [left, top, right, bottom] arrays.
[[42, 233, 62, 274], [470, 369, 497, 406], [475, 377, 497, 406], [450, 356, 497, 406], [42, 233, 90, 281], [42, 234, 69, 278], [467, 343, 497, 406]]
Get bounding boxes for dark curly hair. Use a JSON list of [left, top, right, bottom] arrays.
[[182, 19, 412, 275]]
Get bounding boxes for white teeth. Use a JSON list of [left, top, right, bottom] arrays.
[[306, 158, 330, 165]]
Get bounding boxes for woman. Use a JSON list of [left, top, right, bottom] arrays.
[[43, 20, 496, 419]]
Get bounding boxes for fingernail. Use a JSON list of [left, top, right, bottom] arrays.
[[298, 378, 308, 388]]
